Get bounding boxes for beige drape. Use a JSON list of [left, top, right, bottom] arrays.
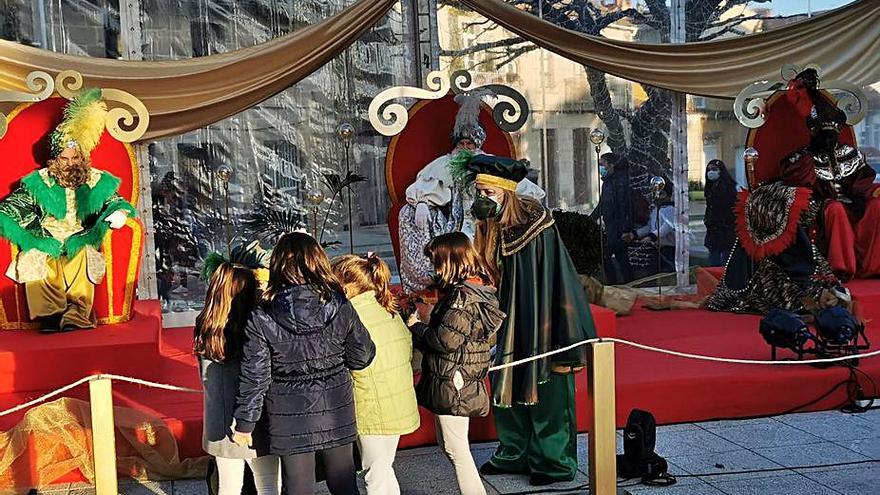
[[0, 0, 396, 140], [460, 0, 880, 98], [0, 0, 876, 140]]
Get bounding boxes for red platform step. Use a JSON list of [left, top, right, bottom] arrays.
[[0, 300, 162, 394]]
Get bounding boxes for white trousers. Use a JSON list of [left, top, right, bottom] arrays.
[[215, 455, 281, 495], [358, 434, 402, 495], [435, 415, 487, 495]]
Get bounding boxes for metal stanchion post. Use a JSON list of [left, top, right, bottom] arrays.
[[89, 377, 118, 495], [590, 128, 606, 282], [645, 176, 671, 311], [336, 123, 355, 254]]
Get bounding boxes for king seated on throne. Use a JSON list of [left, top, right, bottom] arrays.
[[0, 89, 136, 332], [781, 69, 880, 280], [399, 91, 544, 294]]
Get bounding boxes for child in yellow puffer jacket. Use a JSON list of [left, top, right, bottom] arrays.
[[332, 253, 420, 495]]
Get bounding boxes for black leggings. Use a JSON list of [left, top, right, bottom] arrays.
[[280, 443, 358, 495]]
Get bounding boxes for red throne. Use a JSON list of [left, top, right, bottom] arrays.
[[746, 90, 856, 187], [0, 97, 143, 329], [384, 93, 517, 263]]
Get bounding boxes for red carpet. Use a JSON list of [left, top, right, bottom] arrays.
[[1, 293, 878, 486]]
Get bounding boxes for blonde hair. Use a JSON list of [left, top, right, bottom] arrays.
[[264, 232, 342, 303], [193, 263, 257, 362], [425, 232, 492, 287], [474, 191, 538, 284], [331, 254, 397, 315]]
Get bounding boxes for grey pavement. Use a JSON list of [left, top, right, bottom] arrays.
[[30, 408, 879, 495]]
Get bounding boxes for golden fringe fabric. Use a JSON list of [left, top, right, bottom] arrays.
[[459, 0, 880, 98], [0, 398, 206, 491], [0, 0, 875, 141], [0, 0, 397, 141]]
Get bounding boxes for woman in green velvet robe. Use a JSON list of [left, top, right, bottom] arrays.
[[467, 154, 596, 487]]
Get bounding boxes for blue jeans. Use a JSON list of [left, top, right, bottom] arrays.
[[708, 249, 730, 267]]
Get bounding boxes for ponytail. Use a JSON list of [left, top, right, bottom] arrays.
[[331, 253, 399, 315]]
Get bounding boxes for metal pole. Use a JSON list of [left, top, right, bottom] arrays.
[[655, 196, 663, 300], [35, 0, 48, 49], [345, 143, 354, 254], [224, 182, 231, 256], [670, 0, 690, 289], [595, 144, 606, 283], [89, 377, 118, 495]]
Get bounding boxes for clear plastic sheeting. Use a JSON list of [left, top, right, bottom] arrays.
[[0, 0, 122, 58], [140, 1, 416, 312], [436, 0, 871, 289], [437, 1, 674, 285], [0, 0, 874, 315]]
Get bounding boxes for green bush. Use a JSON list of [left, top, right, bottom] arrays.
[[552, 210, 602, 276]]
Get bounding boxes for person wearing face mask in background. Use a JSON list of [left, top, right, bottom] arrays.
[[467, 155, 596, 487], [703, 159, 737, 266], [588, 152, 639, 284]]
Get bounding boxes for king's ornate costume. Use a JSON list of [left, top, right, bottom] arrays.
[[709, 69, 874, 314], [0, 89, 136, 331], [398, 92, 544, 294], [780, 133, 880, 280]]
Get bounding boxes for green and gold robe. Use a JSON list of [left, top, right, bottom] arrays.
[[491, 202, 596, 407]]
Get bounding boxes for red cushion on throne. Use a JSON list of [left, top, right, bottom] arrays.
[[746, 90, 856, 187], [385, 93, 517, 262], [0, 97, 143, 329]]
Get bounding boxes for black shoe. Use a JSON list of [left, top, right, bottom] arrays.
[[479, 462, 512, 476], [38, 315, 63, 333], [529, 473, 573, 486]]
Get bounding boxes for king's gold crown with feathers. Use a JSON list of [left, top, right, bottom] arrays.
[[48, 88, 108, 159]]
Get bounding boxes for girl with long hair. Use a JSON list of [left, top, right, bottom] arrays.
[[409, 232, 504, 495], [231, 232, 375, 495], [194, 263, 280, 495], [468, 155, 596, 487], [331, 253, 420, 495]]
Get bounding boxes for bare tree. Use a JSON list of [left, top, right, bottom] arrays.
[[440, 0, 776, 192]]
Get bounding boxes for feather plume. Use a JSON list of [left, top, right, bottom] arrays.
[[49, 88, 108, 157], [453, 88, 494, 142]]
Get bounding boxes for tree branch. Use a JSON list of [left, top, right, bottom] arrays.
[[699, 13, 791, 41], [439, 37, 529, 57]]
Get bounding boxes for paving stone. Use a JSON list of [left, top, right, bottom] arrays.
[[754, 441, 871, 468], [796, 462, 880, 495], [708, 473, 840, 495], [668, 449, 787, 481]]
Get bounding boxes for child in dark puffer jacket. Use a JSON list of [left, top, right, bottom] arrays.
[[231, 232, 375, 495], [409, 232, 504, 495]]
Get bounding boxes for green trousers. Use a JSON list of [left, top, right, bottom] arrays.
[[488, 373, 578, 480]]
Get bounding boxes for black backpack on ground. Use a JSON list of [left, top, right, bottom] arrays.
[[616, 409, 677, 486]]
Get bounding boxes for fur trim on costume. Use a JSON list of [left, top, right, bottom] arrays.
[[63, 199, 136, 257], [21, 171, 66, 219], [0, 212, 62, 257], [75, 171, 122, 221], [735, 184, 812, 261]]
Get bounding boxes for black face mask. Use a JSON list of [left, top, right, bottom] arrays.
[[471, 194, 500, 220]]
